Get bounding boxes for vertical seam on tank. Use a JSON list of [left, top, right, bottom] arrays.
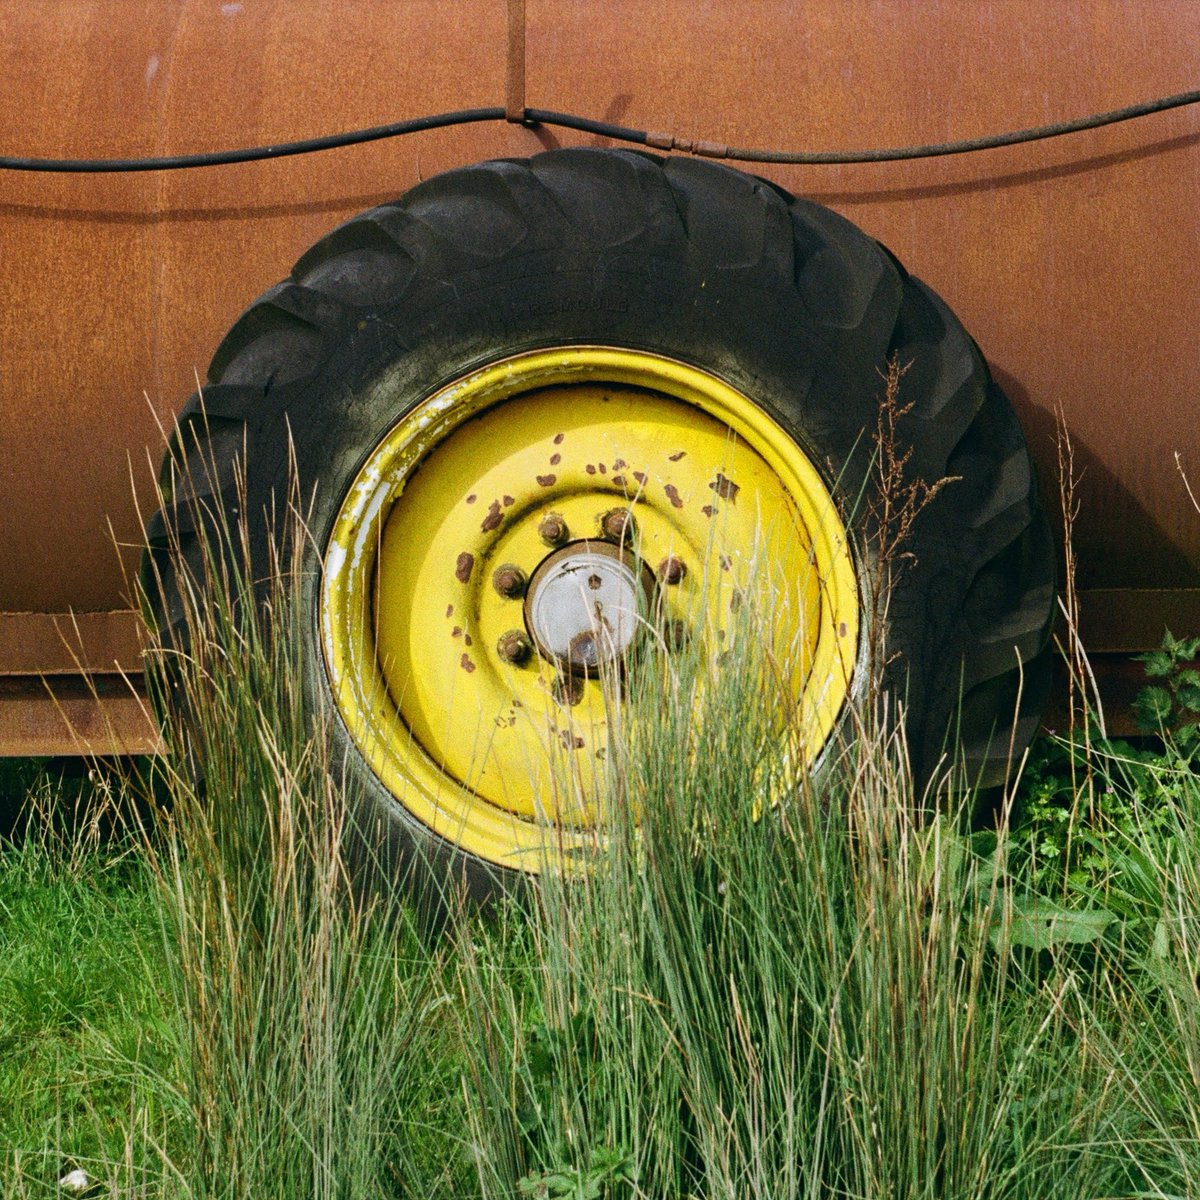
[[149, 6, 186, 405], [505, 0, 527, 123]]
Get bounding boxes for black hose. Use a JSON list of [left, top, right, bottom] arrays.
[[0, 107, 506, 172], [705, 88, 1200, 164], [2, 89, 1198, 173]]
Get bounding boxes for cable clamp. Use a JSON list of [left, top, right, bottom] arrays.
[[645, 131, 729, 157]]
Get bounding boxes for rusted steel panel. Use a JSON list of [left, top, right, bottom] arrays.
[[0, 0, 515, 617], [0, 676, 160, 757], [0, 611, 144, 676], [1076, 589, 1200, 655], [526, 0, 1200, 596], [1, 1, 1199, 754]]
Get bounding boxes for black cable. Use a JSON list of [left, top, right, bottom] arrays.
[[2, 89, 1198, 174], [523, 108, 649, 145], [0, 107, 505, 172], [702, 88, 1200, 164]]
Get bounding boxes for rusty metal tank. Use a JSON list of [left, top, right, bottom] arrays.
[[2, 0, 1198, 756]]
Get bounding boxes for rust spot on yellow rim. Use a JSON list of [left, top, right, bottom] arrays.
[[320, 347, 858, 872]]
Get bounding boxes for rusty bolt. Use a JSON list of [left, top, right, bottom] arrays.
[[657, 555, 687, 585], [663, 619, 690, 652], [600, 508, 636, 543], [496, 629, 533, 665], [491, 563, 527, 599], [537, 512, 569, 546], [552, 673, 585, 707]]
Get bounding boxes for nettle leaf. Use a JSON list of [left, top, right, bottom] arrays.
[[1162, 630, 1191, 658], [1133, 686, 1173, 730], [518, 1169, 573, 1198], [1138, 649, 1176, 678], [993, 896, 1115, 951], [518, 1147, 633, 1200], [1175, 634, 1200, 659], [1177, 723, 1200, 751]]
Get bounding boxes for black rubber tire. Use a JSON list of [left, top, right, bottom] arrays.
[[144, 148, 1055, 902]]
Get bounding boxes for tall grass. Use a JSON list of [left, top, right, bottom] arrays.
[[5, 425, 1198, 1196], [135, 449, 463, 1199], [452, 586, 1127, 1200]]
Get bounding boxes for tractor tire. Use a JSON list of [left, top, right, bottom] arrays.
[[143, 148, 1055, 903]]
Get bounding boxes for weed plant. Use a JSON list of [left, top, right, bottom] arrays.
[[1090, 747, 1200, 1197], [1010, 715, 1200, 1196]]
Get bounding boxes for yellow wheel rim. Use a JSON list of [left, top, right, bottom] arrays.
[[320, 347, 858, 871]]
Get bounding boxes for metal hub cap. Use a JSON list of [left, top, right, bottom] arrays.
[[524, 542, 652, 671]]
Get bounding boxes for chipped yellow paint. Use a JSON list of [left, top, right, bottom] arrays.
[[320, 347, 858, 872]]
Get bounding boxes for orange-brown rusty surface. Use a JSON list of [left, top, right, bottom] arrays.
[[0, 0, 515, 619], [0, 611, 144, 676], [0, 676, 160, 758], [1, 1, 1199, 750], [526, 0, 1200, 596]]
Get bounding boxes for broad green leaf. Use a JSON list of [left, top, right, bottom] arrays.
[[1138, 649, 1175, 678], [993, 896, 1115, 951], [1133, 687, 1173, 730]]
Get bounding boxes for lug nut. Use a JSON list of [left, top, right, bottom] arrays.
[[537, 512, 569, 546], [552, 673, 585, 707], [496, 629, 533, 664], [600, 508, 636, 543], [657, 555, 687, 585], [492, 563, 527, 599]]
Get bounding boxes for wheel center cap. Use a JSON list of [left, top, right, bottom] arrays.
[[523, 541, 652, 672]]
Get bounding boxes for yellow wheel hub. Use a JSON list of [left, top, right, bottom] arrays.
[[320, 347, 858, 871]]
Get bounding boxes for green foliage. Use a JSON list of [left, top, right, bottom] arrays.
[[518, 1145, 634, 1200], [1134, 629, 1200, 755], [997, 895, 1115, 951], [516, 1012, 601, 1143], [1014, 730, 1181, 902], [1010, 628, 1200, 972], [0, 784, 179, 1198], [7, 497, 1200, 1199], [509, 1013, 635, 1199]]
